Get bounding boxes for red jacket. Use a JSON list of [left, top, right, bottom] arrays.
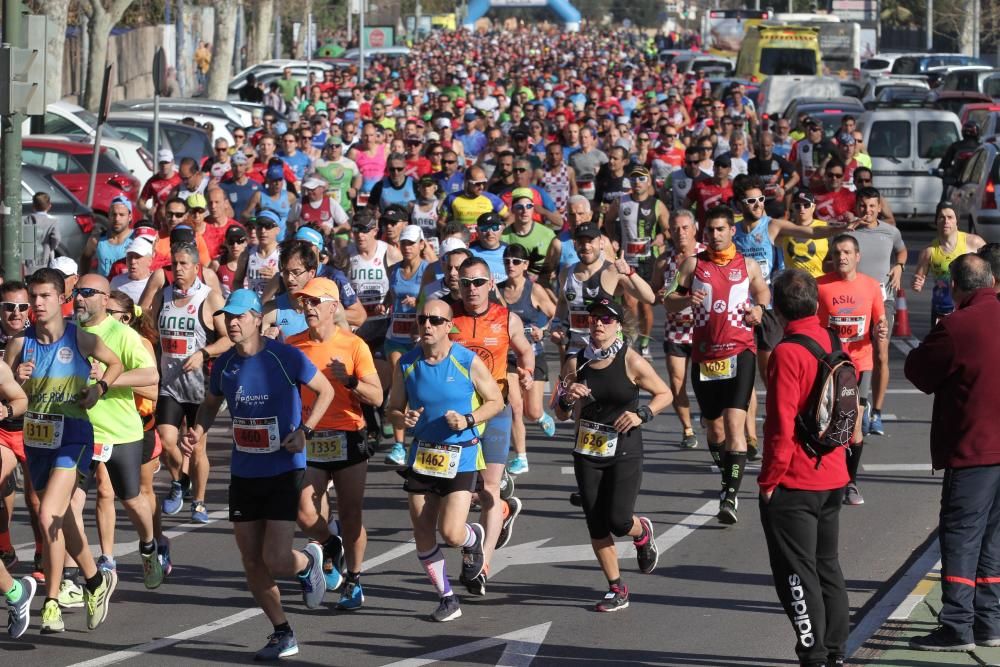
[[759, 315, 850, 494], [904, 288, 1000, 470]]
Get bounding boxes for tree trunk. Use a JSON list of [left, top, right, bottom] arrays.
[[39, 0, 69, 102], [82, 9, 113, 110], [207, 0, 239, 100], [250, 0, 274, 65]]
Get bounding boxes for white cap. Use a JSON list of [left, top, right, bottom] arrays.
[[426, 131, 441, 142], [126, 236, 154, 257], [48, 256, 79, 277], [157, 148, 174, 163], [434, 117, 451, 129], [302, 176, 327, 190], [346, 100, 360, 111], [400, 225, 423, 243], [439, 237, 467, 255]]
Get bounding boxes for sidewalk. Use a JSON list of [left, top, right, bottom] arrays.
[[851, 564, 1000, 666]]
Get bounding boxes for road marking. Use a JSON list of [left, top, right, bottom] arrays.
[[363, 539, 416, 571], [382, 622, 552, 667], [560, 466, 574, 475], [888, 563, 941, 620], [847, 539, 942, 658], [862, 463, 932, 472], [65, 607, 264, 667]]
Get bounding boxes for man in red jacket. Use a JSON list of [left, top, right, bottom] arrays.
[[759, 268, 850, 667], [905, 253, 1000, 652]]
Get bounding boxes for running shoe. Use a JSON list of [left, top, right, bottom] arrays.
[[0, 546, 16, 569], [254, 629, 299, 661], [461, 572, 487, 597], [869, 412, 885, 436], [191, 501, 209, 524], [569, 492, 582, 507], [861, 402, 872, 436], [181, 476, 192, 500], [496, 497, 523, 550], [96, 555, 117, 574], [506, 457, 530, 476], [297, 542, 326, 609], [680, 430, 698, 449], [158, 537, 173, 577], [141, 548, 164, 590], [325, 523, 345, 575], [717, 497, 739, 525], [499, 467, 515, 500], [57, 578, 84, 608], [537, 412, 556, 437], [365, 429, 380, 450], [909, 626, 975, 652], [843, 483, 865, 506], [85, 569, 118, 630], [460, 523, 486, 582], [977, 637, 1000, 648], [384, 442, 407, 466], [634, 517, 659, 574], [337, 579, 364, 610], [31, 552, 44, 583], [747, 438, 760, 461], [595, 583, 629, 612], [826, 657, 846, 667], [430, 594, 462, 622], [381, 418, 394, 440], [162, 481, 184, 515], [41, 598, 64, 633], [639, 345, 652, 360], [6, 576, 36, 639]]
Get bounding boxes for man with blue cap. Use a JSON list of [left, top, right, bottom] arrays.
[[183, 288, 335, 661]]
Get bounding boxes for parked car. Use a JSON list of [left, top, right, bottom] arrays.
[[106, 113, 214, 163], [929, 90, 993, 116], [341, 46, 412, 60], [860, 54, 908, 82], [673, 53, 734, 77], [757, 76, 842, 117], [113, 109, 236, 145], [21, 138, 140, 217], [22, 100, 132, 143], [891, 54, 990, 76], [860, 108, 960, 216], [112, 98, 248, 127], [948, 141, 1000, 240], [21, 164, 96, 267], [782, 96, 865, 137], [228, 59, 335, 94], [861, 76, 930, 105], [868, 86, 932, 109], [940, 68, 1000, 96]]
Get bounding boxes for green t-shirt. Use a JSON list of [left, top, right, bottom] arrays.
[[276, 78, 299, 103], [502, 222, 556, 276], [316, 159, 358, 213], [83, 316, 151, 445]]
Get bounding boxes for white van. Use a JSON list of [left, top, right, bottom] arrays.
[[756, 75, 842, 117], [860, 108, 960, 216]]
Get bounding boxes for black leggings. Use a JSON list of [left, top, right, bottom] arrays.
[[574, 453, 643, 540]]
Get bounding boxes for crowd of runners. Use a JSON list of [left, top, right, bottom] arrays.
[[0, 24, 985, 664]]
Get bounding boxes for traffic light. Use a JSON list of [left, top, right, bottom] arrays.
[[0, 15, 48, 116]]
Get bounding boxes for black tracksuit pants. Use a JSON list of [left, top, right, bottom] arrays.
[[760, 486, 850, 666]]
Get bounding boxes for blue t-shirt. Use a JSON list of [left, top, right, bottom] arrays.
[[220, 178, 262, 220], [274, 293, 307, 339], [210, 338, 317, 478], [279, 151, 312, 182], [470, 242, 508, 283], [318, 265, 359, 308]]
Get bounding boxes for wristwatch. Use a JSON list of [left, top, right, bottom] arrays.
[[464, 413, 476, 429], [298, 424, 315, 439]]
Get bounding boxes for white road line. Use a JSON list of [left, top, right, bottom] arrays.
[[363, 539, 416, 571], [560, 466, 574, 475], [862, 463, 932, 472]]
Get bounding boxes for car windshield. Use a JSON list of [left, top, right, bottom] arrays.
[[918, 121, 959, 159], [760, 48, 816, 76], [72, 109, 125, 140], [868, 120, 911, 158]]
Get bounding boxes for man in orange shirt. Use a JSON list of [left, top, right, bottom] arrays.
[[151, 197, 211, 270], [287, 278, 383, 611], [816, 234, 888, 506]]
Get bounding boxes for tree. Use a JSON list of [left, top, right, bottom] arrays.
[[206, 0, 239, 100], [78, 0, 136, 111], [29, 0, 70, 102], [250, 0, 275, 64]]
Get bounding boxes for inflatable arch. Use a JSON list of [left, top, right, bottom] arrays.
[[464, 0, 582, 32]]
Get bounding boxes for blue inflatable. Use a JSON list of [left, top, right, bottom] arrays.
[[464, 0, 581, 31]]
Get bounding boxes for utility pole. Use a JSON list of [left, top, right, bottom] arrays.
[[927, 0, 933, 51], [2, 0, 26, 279], [359, 0, 365, 83]]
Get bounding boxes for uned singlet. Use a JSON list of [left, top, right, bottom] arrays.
[[562, 263, 609, 356], [450, 301, 511, 398], [690, 251, 756, 362], [246, 245, 280, 297], [158, 281, 211, 403], [349, 240, 391, 320]]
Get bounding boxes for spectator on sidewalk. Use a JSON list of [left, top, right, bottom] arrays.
[[904, 253, 1000, 652], [759, 268, 851, 667]]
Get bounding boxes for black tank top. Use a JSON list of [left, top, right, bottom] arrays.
[[576, 346, 641, 457]]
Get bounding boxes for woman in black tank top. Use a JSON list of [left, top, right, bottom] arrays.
[[554, 296, 673, 613]]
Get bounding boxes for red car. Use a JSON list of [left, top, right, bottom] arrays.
[[21, 138, 140, 218]]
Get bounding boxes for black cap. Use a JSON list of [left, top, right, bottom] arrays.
[[477, 211, 505, 227], [225, 225, 248, 242], [381, 204, 409, 224], [170, 225, 196, 245], [794, 190, 815, 206], [714, 153, 732, 169], [587, 296, 623, 321], [574, 222, 601, 239]]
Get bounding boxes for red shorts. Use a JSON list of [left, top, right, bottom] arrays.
[[0, 427, 25, 463]]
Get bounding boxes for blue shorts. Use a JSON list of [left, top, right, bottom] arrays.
[[480, 403, 513, 465], [383, 338, 416, 358], [26, 442, 93, 491]]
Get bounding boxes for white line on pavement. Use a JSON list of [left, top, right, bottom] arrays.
[[863, 463, 932, 472]]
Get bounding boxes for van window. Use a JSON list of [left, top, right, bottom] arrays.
[[868, 121, 911, 158], [966, 108, 992, 134], [984, 77, 1000, 98], [23, 149, 80, 172], [760, 48, 817, 76], [862, 58, 891, 70], [918, 121, 959, 159], [891, 58, 921, 75]]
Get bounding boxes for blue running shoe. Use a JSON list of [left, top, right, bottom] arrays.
[[254, 630, 298, 661], [96, 555, 117, 574], [384, 442, 407, 466], [869, 412, 885, 436], [537, 412, 556, 437], [337, 579, 364, 610], [191, 501, 209, 524], [507, 457, 529, 476], [320, 538, 344, 592], [162, 481, 184, 515], [298, 542, 326, 609], [158, 537, 173, 578]]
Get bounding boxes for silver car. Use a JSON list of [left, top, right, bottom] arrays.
[[21, 164, 96, 269], [949, 141, 1000, 241]]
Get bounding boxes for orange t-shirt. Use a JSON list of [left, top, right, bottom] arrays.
[[450, 301, 510, 397], [816, 272, 885, 372], [152, 233, 212, 270], [286, 327, 377, 432]]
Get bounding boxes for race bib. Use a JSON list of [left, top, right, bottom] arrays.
[[391, 312, 417, 338], [356, 191, 370, 207], [699, 355, 737, 382], [412, 441, 461, 479], [569, 310, 590, 331], [330, 188, 342, 204], [161, 332, 192, 358], [578, 179, 595, 199], [232, 416, 280, 454], [24, 411, 65, 449], [426, 236, 440, 254], [306, 430, 348, 463], [625, 238, 652, 264], [574, 419, 619, 458], [879, 282, 889, 302], [93, 442, 113, 463], [829, 315, 866, 343]]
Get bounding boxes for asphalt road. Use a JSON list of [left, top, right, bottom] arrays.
[[2, 224, 948, 666]]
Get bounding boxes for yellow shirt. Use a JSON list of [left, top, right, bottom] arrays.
[[783, 218, 829, 277]]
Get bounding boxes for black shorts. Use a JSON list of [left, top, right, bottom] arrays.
[[156, 395, 199, 430], [754, 309, 784, 352], [403, 469, 478, 497], [85, 440, 143, 500], [305, 430, 373, 472], [356, 318, 390, 360], [691, 349, 756, 421], [663, 341, 693, 358], [141, 428, 158, 465], [507, 357, 549, 382], [229, 470, 304, 522]]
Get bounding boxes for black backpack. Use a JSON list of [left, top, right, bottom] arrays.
[[782, 329, 860, 468]]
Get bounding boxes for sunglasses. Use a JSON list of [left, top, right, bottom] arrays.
[[503, 257, 527, 266], [793, 202, 813, 208], [513, 204, 534, 212], [856, 177, 872, 183], [663, 135, 676, 140], [167, 211, 187, 218], [459, 277, 490, 288], [299, 295, 337, 308], [227, 237, 247, 244], [1, 302, 29, 313], [827, 172, 844, 179], [234, 133, 246, 139], [444, 159, 458, 164], [73, 287, 107, 299], [742, 196, 765, 205], [418, 314, 451, 326], [469, 180, 487, 187], [685, 160, 699, 166], [633, 176, 650, 183], [257, 222, 279, 230], [589, 313, 618, 325], [477, 223, 503, 232], [352, 225, 375, 233], [514, 167, 529, 173], [106, 309, 130, 318]]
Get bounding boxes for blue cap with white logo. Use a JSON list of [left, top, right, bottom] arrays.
[[215, 288, 262, 317], [295, 226, 324, 250]]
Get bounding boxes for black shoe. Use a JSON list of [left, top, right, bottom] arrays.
[[496, 497, 522, 550], [717, 497, 739, 525], [569, 492, 582, 507], [460, 523, 485, 581], [460, 571, 487, 597], [499, 468, 514, 500], [909, 626, 975, 651], [977, 636, 1000, 647], [634, 517, 659, 574], [430, 594, 462, 622], [825, 657, 845, 667], [594, 583, 629, 612], [747, 439, 760, 461]]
